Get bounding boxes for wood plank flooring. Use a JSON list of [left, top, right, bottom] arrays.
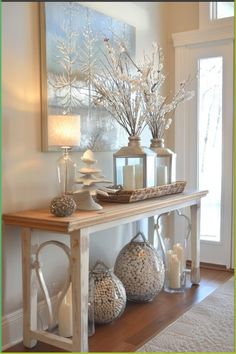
[[4, 268, 233, 353]]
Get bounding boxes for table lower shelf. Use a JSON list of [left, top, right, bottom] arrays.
[[31, 276, 196, 353], [30, 329, 72, 352]]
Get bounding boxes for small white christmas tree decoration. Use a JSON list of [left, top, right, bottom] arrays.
[[73, 149, 111, 210], [76, 149, 111, 189], [81, 149, 97, 165]]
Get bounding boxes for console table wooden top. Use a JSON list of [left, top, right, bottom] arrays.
[[3, 189, 208, 233]]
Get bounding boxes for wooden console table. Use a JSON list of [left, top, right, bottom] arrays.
[[3, 190, 207, 352]]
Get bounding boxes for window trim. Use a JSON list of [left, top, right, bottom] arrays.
[[199, 2, 234, 29]]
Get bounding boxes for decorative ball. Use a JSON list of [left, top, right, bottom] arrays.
[[90, 261, 126, 324], [114, 232, 165, 302], [50, 195, 76, 217]]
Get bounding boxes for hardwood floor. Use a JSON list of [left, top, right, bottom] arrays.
[[5, 268, 233, 353]]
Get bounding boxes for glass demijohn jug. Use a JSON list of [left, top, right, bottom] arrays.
[[156, 210, 191, 293]]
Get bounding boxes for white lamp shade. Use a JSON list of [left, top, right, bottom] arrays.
[[48, 115, 81, 147]]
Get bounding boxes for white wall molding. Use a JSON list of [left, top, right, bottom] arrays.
[[2, 295, 58, 351], [2, 308, 23, 351], [172, 25, 234, 48]]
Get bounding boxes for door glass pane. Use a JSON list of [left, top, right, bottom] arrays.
[[216, 2, 234, 19], [198, 57, 223, 242]]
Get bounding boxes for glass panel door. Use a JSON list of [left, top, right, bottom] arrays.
[[198, 57, 223, 242], [194, 43, 233, 267]]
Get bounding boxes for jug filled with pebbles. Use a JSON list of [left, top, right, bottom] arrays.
[[114, 232, 165, 302], [90, 260, 126, 324]]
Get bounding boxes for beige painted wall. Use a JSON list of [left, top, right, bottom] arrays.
[[165, 2, 199, 148], [2, 1, 198, 317]]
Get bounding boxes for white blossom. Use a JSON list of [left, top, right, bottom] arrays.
[[92, 39, 195, 139]]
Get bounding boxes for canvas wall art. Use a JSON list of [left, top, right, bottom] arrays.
[[40, 2, 136, 151]]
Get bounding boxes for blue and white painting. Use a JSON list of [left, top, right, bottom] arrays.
[[42, 2, 136, 151]]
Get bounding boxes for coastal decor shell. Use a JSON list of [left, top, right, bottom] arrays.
[[114, 232, 165, 302], [90, 260, 126, 324], [50, 195, 76, 217]]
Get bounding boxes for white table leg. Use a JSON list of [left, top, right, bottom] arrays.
[[70, 229, 89, 352], [190, 203, 201, 284], [21, 228, 37, 348]]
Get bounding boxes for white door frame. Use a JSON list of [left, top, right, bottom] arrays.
[[172, 25, 234, 268]]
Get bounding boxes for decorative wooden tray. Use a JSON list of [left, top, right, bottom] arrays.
[[96, 181, 187, 203]]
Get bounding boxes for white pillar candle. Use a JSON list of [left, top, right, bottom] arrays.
[[135, 164, 143, 189], [58, 284, 73, 337], [169, 254, 181, 289], [156, 165, 168, 186], [173, 243, 184, 272], [164, 237, 171, 251], [123, 165, 135, 189], [166, 249, 173, 287], [166, 249, 174, 266]]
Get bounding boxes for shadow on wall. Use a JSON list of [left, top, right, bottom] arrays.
[[89, 223, 135, 269]]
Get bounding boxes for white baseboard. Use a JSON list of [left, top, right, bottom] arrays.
[[2, 308, 23, 351], [2, 296, 57, 351]]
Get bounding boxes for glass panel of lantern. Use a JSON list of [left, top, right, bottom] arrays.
[[150, 138, 176, 186], [113, 136, 156, 189]]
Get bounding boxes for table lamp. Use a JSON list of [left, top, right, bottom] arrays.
[[48, 115, 80, 195]]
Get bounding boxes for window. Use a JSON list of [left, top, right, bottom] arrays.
[[211, 2, 234, 20], [198, 57, 223, 242], [199, 2, 234, 29]]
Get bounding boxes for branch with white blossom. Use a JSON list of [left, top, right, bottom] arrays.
[[91, 39, 194, 139]]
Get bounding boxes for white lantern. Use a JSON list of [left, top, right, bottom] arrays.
[[113, 136, 156, 189], [150, 138, 176, 186]]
